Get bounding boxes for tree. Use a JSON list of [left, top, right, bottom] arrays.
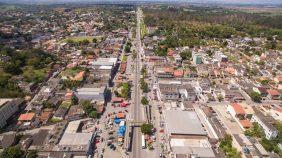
[[81, 39, 90, 45], [0, 146, 24, 158], [141, 123, 153, 135], [89, 110, 98, 118], [82, 100, 92, 114], [92, 38, 97, 43], [120, 82, 131, 99], [219, 134, 242, 158], [26, 150, 38, 158], [218, 94, 224, 102], [250, 91, 262, 103], [141, 96, 149, 105], [244, 122, 264, 138], [180, 50, 192, 60], [141, 66, 147, 77], [71, 95, 79, 105]]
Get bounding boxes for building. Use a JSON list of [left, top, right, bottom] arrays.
[[164, 110, 215, 158], [58, 120, 95, 152], [0, 98, 24, 128], [76, 87, 106, 102], [251, 108, 278, 140], [192, 51, 202, 65], [164, 110, 206, 139]]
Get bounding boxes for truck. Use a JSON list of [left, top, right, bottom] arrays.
[[141, 134, 146, 149]]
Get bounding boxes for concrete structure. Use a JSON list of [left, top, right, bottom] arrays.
[[0, 98, 24, 128], [164, 110, 206, 138], [251, 110, 278, 140], [192, 51, 202, 65], [59, 120, 95, 152], [76, 87, 106, 102]]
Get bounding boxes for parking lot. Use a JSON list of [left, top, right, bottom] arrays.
[[94, 100, 131, 158]]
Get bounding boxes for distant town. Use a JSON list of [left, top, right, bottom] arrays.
[[0, 1, 281, 158]]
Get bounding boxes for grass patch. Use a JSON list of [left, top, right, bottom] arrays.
[[60, 101, 72, 109]]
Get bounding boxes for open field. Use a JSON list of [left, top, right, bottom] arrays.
[[227, 6, 282, 16]]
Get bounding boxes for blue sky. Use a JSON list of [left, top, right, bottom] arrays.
[[1, 0, 282, 5]]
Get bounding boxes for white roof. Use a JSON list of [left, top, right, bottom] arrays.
[[65, 120, 81, 134], [99, 65, 112, 70], [59, 133, 92, 146], [164, 110, 206, 136]]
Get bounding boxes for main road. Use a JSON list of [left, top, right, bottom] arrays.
[[131, 7, 143, 158]]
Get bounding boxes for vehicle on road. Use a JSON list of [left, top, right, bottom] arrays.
[[142, 134, 146, 149]]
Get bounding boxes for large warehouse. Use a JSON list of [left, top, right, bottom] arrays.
[[164, 110, 207, 139]]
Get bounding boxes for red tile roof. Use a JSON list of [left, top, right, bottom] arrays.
[[240, 120, 251, 128], [18, 113, 35, 121], [267, 89, 280, 96], [231, 103, 246, 115], [174, 70, 184, 77], [164, 67, 174, 73]]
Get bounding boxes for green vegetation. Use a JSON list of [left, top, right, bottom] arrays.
[[0, 46, 55, 97], [0, 72, 24, 98], [141, 123, 153, 135], [180, 50, 192, 60], [0, 145, 24, 158], [244, 122, 265, 138], [259, 122, 282, 156], [141, 96, 149, 105], [219, 134, 242, 158], [125, 41, 132, 53], [140, 19, 147, 39], [141, 66, 147, 77], [249, 91, 262, 103], [63, 36, 94, 45], [23, 66, 49, 83], [71, 95, 79, 105], [62, 80, 82, 90], [50, 118, 62, 123], [82, 100, 99, 119], [140, 77, 150, 93], [60, 101, 72, 109], [120, 82, 131, 99], [122, 55, 128, 62], [26, 150, 38, 158]]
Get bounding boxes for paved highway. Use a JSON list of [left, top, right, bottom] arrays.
[[131, 7, 142, 158]]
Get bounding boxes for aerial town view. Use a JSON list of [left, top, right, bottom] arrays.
[[0, 0, 281, 158]]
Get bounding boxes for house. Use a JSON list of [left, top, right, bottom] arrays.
[[197, 64, 209, 77], [18, 113, 35, 123], [159, 84, 179, 101], [0, 98, 24, 128], [251, 108, 278, 140], [155, 67, 174, 78], [173, 70, 184, 78], [228, 103, 246, 118], [39, 110, 52, 125], [0, 132, 16, 149], [267, 89, 281, 100]]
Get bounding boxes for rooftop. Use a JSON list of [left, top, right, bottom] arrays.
[[164, 110, 206, 136]]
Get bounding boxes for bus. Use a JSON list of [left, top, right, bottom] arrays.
[[141, 134, 146, 149]]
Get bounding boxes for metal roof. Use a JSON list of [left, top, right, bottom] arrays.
[[164, 110, 206, 136]]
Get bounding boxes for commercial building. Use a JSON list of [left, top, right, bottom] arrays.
[[58, 120, 95, 152], [192, 51, 202, 65], [76, 87, 106, 102], [164, 110, 206, 139], [0, 98, 24, 128], [164, 110, 215, 158]]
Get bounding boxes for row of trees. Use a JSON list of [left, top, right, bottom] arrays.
[[219, 135, 242, 158], [0, 145, 37, 158], [82, 100, 99, 119]]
